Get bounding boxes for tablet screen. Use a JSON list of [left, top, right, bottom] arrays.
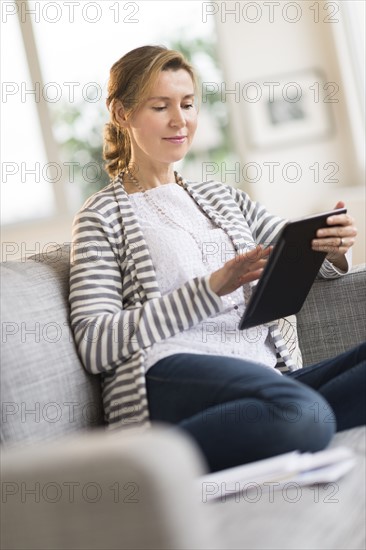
[[239, 207, 347, 330]]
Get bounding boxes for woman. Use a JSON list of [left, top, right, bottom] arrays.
[[69, 45, 365, 472]]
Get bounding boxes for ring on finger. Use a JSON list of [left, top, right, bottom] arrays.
[[339, 237, 344, 247]]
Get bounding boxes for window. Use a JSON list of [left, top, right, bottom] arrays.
[[2, 1, 220, 226], [1, 9, 55, 224], [340, 1, 365, 118]]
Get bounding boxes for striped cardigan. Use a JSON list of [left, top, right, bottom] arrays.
[[69, 175, 341, 431]]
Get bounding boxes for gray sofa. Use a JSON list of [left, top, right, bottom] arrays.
[[1, 245, 365, 550]]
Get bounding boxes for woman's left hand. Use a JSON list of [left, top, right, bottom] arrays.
[[312, 201, 357, 271]]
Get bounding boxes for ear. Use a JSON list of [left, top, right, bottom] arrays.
[[114, 100, 129, 128]]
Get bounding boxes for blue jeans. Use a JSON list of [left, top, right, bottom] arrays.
[[146, 343, 366, 472]]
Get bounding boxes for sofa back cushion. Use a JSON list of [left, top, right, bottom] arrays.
[[1, 245, 104, 446]]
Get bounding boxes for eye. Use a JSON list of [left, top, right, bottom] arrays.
[[152, 106, 166, 111], [183, 104, 194, 109]]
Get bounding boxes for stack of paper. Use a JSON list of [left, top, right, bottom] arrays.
[[198, 447, 356, 502]]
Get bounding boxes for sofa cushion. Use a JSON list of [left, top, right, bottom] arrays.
[[298, 264, 366, 365], [1, 245, 104, 446]]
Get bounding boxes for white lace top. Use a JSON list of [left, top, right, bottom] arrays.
[[129, 183, 277, 372]]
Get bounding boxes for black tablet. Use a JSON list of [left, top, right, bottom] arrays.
[[239, 208, 346, 330]]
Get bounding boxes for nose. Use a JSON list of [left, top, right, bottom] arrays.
[[169, 107, 186, 128]]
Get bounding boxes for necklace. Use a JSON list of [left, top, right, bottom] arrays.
[[124, 168, 203, 250], [123, 168, 241, 317]]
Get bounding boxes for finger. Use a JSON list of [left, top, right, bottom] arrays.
[[234, 257, 269, 277], [236, 257, 270, 283], [236, 245, 272, 263], [317, 220, 356, 238], [312, 242, 339, 254], [312, 236, 355, 252], [238, 268, 264, 285], [315, 230, 357, 248], [241, 244, 264, 260], [231, 247, 262, 266], [312, 237, 342, 250], [261, 245, 273, 257], [247, 258, 269, 271], [325, 212, 353, 228]]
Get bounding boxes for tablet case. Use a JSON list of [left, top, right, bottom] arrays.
[[239, 208, 347, 330]]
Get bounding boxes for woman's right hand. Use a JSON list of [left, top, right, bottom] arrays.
[[209, 245, 272, 297]]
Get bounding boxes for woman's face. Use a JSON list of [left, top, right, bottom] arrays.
[[119, 69, 198, 169]]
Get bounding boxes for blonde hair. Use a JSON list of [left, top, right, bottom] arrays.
[[103, 45, 198, 179]]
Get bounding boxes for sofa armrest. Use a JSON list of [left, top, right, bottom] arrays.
[[1, 427, 220, 550], [297, 264, 366, 366]]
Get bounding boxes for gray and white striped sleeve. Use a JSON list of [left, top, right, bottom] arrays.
[[69, 208, 222, 376], [230, 186, 350, 278], [229, 187, 286, 244]]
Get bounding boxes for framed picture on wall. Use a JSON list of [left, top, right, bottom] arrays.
[[242, 68, 336, 149]]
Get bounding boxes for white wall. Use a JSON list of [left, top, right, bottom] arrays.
[[213, 0, 365, 264]]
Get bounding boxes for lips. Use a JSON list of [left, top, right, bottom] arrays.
[[163, 136, 187, 144]]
